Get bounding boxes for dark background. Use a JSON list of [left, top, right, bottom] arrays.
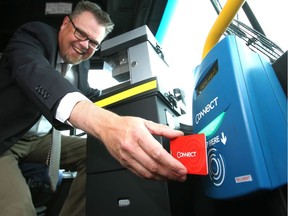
[[0, 0, 167, 65]]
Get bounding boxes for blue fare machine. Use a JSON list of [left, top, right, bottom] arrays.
[[192, 35, 287, 199]]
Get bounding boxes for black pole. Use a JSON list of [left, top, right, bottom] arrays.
[[242, 1, 266, 36]]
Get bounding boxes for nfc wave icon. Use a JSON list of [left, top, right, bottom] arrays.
[[207, 147, 225, 186]]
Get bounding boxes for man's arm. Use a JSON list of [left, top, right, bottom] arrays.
[[69, 100, 188, 182]]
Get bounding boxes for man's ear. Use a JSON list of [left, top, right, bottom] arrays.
[[60, 16, 70, 30]]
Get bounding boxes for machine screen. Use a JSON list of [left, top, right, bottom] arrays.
[[196, 60, 218, 96]]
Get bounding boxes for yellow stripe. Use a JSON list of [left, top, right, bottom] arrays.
[[94, 79, 158, 107]]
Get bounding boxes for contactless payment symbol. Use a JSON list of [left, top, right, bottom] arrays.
[[170, 134, 208, 175], [207, 147, 225, 186]]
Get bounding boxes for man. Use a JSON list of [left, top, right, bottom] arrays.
[[0, 1, 187, 215]]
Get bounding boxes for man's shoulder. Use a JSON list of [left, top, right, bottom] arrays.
[[14, 21, 58, 43], [20, 21, 56, 32]]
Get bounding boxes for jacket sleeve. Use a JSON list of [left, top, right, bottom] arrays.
[[2, 21, 81, 128]]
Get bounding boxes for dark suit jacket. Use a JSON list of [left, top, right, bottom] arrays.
[[0, 21, 100, 155]]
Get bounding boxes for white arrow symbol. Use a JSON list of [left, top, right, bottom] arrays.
[[221, 132, 227, 145]]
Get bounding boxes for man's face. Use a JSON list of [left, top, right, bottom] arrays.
[[58, 11, 106, 65]]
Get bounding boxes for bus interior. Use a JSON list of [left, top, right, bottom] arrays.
[[0, 0, 286, 215]]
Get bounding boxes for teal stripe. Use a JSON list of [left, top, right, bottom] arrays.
[[156, 0, 179, 44]]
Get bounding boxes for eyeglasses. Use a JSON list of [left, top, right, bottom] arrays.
[[68, 16, 101, 51]]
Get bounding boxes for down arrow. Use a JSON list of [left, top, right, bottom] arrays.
[[221, 132, 227, 145]]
